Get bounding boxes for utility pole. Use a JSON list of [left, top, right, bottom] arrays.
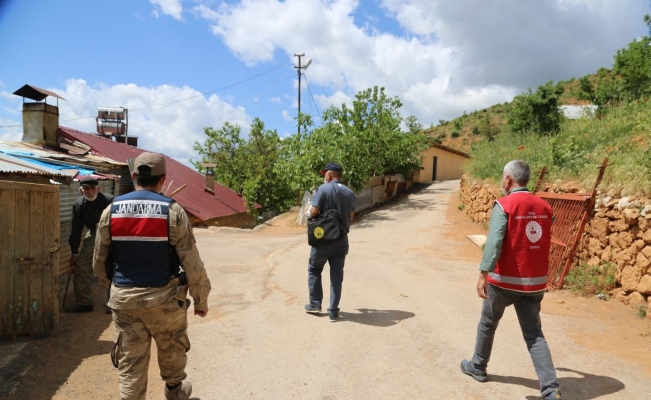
[[294, 53, 305, 134]]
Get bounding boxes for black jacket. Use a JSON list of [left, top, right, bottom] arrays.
[[68, 192, 114, 254]]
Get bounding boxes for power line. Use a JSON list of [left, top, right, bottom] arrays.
[[0, 62, 291, 128], [302, 72, 323, 125], [250, 68, 293, 102]]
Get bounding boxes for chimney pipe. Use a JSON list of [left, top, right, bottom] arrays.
[[202, 163, 217, 194], [22, 102, 60, 148], [13, 85, 65, 149]]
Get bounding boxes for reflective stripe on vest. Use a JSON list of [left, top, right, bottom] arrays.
[[110, 191, 173, 288], [488, 272, 548, 286]]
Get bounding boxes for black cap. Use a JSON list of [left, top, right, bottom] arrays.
[[319, 162, 343, 175], [79, 177, 99, 186]]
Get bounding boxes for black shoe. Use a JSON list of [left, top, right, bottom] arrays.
[[460, 359, 488, 382], [329, 313, 338, 322], [543, 389, 561, 400], [305, 304, 322, 313], [65, 304, 94, 313]]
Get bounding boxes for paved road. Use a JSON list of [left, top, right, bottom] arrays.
[[3, 180, 650, 399], [185, 180, 649, 399]]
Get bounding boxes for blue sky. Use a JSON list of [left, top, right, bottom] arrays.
[[0, 0, 649, 166]]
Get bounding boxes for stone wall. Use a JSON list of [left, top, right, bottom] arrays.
[[204, 211, 256, 229], [460, 175, 651, 320]]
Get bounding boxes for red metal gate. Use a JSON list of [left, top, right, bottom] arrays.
[[535, 159, 609, 290]]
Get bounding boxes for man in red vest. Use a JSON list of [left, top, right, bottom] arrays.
[[461, 160, 561, 400]]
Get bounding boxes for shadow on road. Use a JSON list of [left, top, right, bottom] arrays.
[[490, 367, 625, 400], [352, 211, 395, 229], [352, 187, 447, 230], [338, 308, 415, 327]]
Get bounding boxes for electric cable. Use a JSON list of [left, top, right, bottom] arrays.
[[302, 72, 323, 125], [0, 62, 291, 128], [250, 68, 293, 102]]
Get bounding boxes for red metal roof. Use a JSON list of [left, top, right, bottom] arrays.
[[59, 126, 251, 221]]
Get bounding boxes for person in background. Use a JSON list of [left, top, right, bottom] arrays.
[[305, 162, 356, 322], [67, 176, 114, 313]]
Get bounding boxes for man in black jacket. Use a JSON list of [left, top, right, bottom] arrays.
[[67, 177, 114, 313]]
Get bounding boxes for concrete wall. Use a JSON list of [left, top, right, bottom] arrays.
[[414, 146, 469, 182]]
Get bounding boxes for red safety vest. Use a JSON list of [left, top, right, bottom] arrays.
[[486, 191, 553, 292]]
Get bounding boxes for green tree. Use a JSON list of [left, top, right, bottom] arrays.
[[191, 122, 246, 193], [507, 81, 565, 134], [193, 118, 295, 216], [279, 86, 427, 193], [613, 15, 651, 99]]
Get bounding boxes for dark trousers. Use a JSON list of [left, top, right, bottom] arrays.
[[307, 236, 349, 315], [472, 284, 559, 397]]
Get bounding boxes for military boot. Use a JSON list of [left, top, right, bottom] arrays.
[[164, 381, 192, 400]]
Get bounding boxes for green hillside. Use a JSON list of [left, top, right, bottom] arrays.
[[432, 15, 651, 195]]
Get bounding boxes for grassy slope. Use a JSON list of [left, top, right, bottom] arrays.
[[425, 76, 651, 196]]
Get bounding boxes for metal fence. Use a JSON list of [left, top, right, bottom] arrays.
[[537, 192, 591, 290], [535, 158, 609, 290]]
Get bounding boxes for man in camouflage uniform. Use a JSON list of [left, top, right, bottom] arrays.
[[93, 152, 211, 400]]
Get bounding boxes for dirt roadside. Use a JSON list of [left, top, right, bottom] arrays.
[[1, 180, 649, 399]]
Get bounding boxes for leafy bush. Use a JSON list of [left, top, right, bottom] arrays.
[[451, 130, 460, 138], [471, 126, 480, 135], [507, 81, 565, 135], [563, 262, 617, 296]]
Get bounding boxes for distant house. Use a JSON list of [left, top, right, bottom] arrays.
[[560, 104, 598, 120], [412, 142, 471, 183]]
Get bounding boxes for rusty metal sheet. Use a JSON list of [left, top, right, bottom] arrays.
[[536, 158, 609, 290], [536, 192, 590, 201], [13, 84, 66, 101], [537, 192, 590, 290]]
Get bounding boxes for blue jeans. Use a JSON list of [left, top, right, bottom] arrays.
[[472, 284, 559, 397], [307, 236, 349, 315]]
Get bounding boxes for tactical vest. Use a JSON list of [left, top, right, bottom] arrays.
[[109, 190, 179, 287], [486, 191, 553, 293]]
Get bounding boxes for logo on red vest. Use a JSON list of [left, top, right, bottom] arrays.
[[526, 221, 543, 243]]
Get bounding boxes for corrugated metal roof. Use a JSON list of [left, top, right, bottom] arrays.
[[59, 126, 250, 221], [0, 140, 125, 167], [0, 152, 74, 177], [0, 140, 121, 182]]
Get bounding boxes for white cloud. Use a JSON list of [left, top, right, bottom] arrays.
[[194, 0, 649, 124], [270, 97, 281, 103], [0, 80, 251, 165], [150, 0, 184, 21], [281, 110, 293, 121]]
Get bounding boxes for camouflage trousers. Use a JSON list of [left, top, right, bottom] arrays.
[[111, 304, 190, 400], [74, 231, 95, 306]]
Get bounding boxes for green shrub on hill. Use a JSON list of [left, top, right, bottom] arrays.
[[507, 81, 565, 135], [465, 100, 651, 195]]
